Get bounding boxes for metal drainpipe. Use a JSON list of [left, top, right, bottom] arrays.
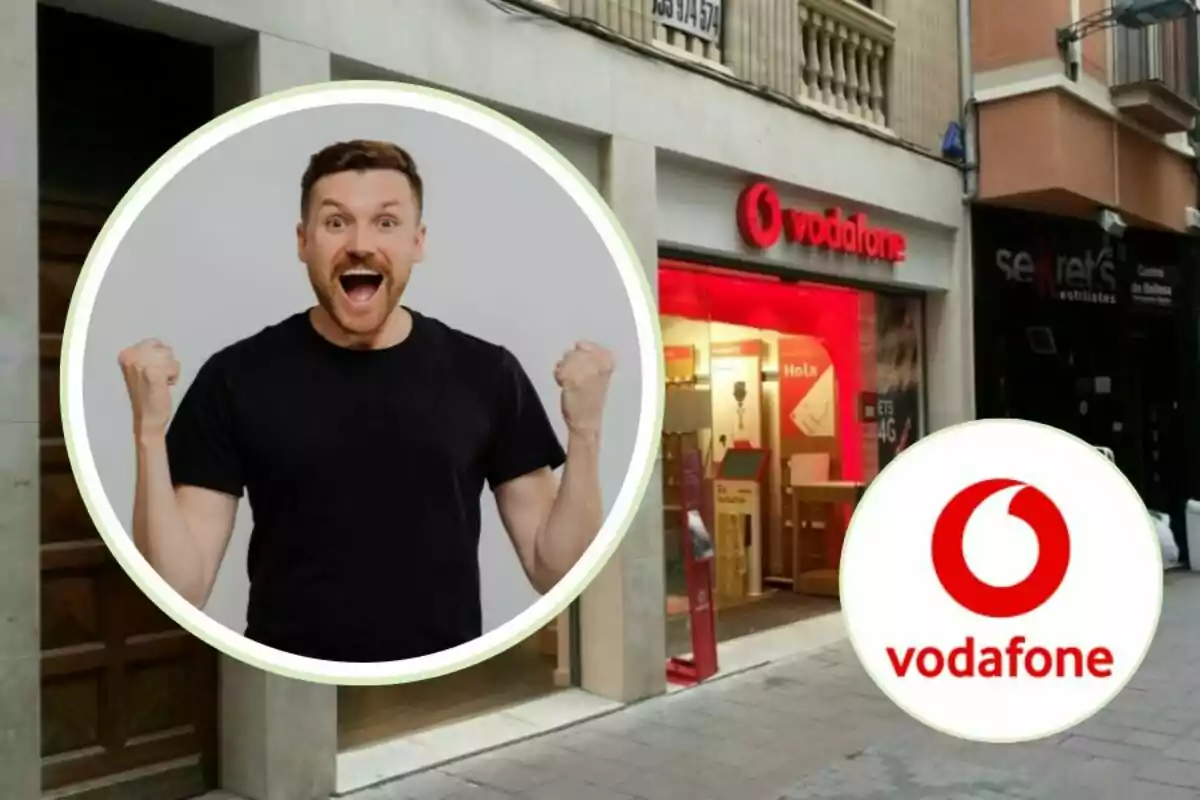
[[957, 0, 978, 422], [958, 0, 978, 203]]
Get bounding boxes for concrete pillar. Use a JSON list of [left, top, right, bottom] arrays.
[[578, 136, 668, 702], [214, 30, 332, 114], [0, 0, 41, 797], [220, 659, 337, 800], [212, 32, 338, 800], [925, 213, 976, 431]]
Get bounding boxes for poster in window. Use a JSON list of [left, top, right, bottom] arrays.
[[709, 340, 763, 465], [778, 335, 836, 440], [664, 344, 697, 383], [875, 298, 921, 469]]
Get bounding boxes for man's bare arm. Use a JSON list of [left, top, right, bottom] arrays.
[[494, 341, 613, 595], [133, 433, 238, 607], [495, 431, 603, 594], [120, 338, 238, 608]]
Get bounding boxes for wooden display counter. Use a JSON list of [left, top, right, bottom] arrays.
[[788, 480, 866, 598]]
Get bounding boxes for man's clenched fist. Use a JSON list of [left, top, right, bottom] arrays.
[[118, 339, 180, 438], [555, 341, 615, 438]]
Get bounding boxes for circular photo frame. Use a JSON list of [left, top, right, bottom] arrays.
[[61, 80, 664, 685]]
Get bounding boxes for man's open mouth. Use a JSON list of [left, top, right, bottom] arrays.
[[338, 268, 384, 304]]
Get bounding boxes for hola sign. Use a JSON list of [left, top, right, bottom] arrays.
[[736, 181, 907, 264]]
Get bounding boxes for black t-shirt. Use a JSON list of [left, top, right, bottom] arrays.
[[165, 309, 566, 662]]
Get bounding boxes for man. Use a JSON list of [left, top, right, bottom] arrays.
[[117, 139, 615, 663]]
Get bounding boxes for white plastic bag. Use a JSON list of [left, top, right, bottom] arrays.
[[1149, 510, 1180, 569], [1187, 500, 1200, 572]]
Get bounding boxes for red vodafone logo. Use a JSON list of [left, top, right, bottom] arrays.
[[885, 478, 1114, 682], [932, 479, 1070, 619], [735, 181, 907, 264], [839, 420, 1164, 743]]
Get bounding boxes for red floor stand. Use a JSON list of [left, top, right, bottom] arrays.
[[667, 451, 719, 686], [666, 554, 718, 685]]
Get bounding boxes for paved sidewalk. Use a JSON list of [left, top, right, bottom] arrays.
[[349, 571, 1200, 800]]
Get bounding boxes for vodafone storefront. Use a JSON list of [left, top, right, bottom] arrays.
[[653, 158, 964, 658]]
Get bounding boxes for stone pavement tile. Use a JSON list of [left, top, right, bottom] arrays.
[[547, 727, 615, 754], [639, 706, 722, 732], [528, 748, 638, 788], [1160, 737, 1200, 763], [687, 762, 788, 797], [622, 719, 714, 755], [1040, 772, 1199, 800], [777, 745, 1039, 799], [1136, 756, 1200, 789], [1124, 782, 1200, 800], [1040, 754, 1138, 792], [924, 741, 1066, 776], [516, 778, 639, 799], [442, 787, 517, 800], [1068, 719, 1139, 744], [349, 769, 482, 800], [544, 730, 666, 770], [440, 755, 558, 794], [582, 712, 643, 737], [1126, 731, 1177, 750], [1152, 702, 1200, 725], [1090, 710, 1193, 737], [610, 768, 730, 800], [1057, 734, 1160, 764], [1103, 687, 1164, 715]]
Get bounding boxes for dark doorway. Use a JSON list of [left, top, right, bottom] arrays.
[[38, 7, 219, 799], [1125, 311, 1185, 529]]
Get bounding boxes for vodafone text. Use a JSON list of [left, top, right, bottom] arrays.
[[735, 181, 907, 263], [886, 636, 1114, 679]]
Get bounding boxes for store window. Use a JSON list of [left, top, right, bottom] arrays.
[[659, 260, 924, 654], [338, 616, 566, 750]]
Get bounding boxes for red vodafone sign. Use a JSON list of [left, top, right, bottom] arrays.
[[736, 180, 907, 264], [838, 419, 1163, 743]]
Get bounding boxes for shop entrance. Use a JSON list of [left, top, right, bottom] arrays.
[[658, 259, 926, 655], [38, 8, 219, 797], [971, 203, 1194, 555], [1125, 312, 1185, 532]]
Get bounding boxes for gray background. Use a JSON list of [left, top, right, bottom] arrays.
[[82, 102, 643, 636]]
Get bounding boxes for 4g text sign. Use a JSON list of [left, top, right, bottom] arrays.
[[840, 420, 1162, 743]]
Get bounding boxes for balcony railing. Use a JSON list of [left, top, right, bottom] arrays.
[[1112, 16, 1200, 135], [792, 0, 895, 130], [554, 0, 895, 133]]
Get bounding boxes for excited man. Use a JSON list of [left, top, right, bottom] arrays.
[[117, 139, 614, 663]]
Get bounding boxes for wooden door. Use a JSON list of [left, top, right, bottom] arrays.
[[39, 201, 218, 799]]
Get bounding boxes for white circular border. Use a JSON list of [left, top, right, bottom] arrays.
[[61, 80, 666, 686], [840, 418, 1164, 743]]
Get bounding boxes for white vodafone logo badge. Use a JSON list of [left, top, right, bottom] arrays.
[[841, 419, 1163, 743]]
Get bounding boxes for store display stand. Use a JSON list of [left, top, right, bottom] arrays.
[[714, 447, 771, 598], [666, 450, 719, 686]]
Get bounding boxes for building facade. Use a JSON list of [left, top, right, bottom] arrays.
[[969, 0, 1200, 557], [1, 1, 971, 798]]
